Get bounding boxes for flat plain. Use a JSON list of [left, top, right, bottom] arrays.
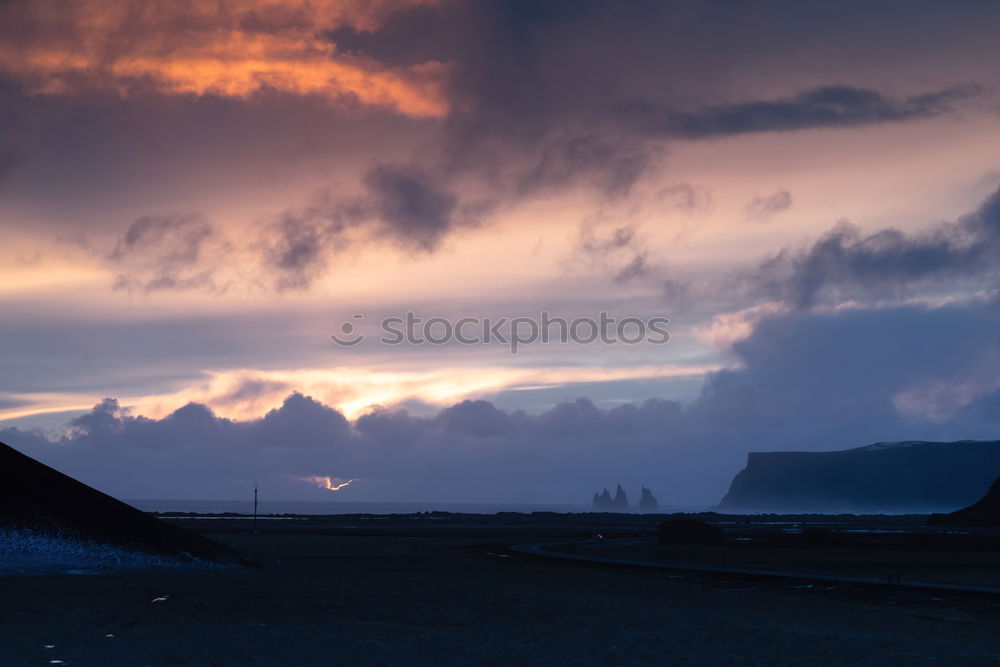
[[2, 513, 999, 666]]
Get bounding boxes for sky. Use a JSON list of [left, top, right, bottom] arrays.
[[2, 0, 1000, 505]]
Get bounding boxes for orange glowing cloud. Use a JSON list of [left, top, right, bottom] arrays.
[[0, 0, 448, 117]]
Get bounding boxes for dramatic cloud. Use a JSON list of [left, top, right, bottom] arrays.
[[255, 162, 476, 288], [94, 161, 472, 293], [623, 86, 977, 138], [14, 1, 993, 293], [6, 301, 1000, 503], [244, 2, 988, 274], [744, 186, 1000, 308], [364, 163, 458, 251], [4, 0, 1000, 509], [0, 0, 447, 116]]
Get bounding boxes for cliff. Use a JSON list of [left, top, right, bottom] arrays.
[[928, 476, 1000, 526], [719, 440, 1000, 513]]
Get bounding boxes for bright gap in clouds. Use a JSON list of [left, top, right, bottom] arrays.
[[0, 362, 720, 426], [2, 1, 1000, 503]]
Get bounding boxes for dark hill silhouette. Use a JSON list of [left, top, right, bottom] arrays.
[[0, 441, 231, 561], [928, 477, 1000, 526], [720, 440, 1000, 513]]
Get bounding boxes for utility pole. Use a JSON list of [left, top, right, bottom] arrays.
[[253, 481, 259, 535]]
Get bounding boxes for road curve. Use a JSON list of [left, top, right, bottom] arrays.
[[509, 539, 1000, 595]]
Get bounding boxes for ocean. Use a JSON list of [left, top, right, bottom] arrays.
[[125, 499, 695, 515]]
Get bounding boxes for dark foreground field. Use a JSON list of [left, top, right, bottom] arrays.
[[2, 513, 1000, 666]]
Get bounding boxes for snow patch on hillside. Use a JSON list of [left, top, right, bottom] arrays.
[[0, 528, 221, 575]]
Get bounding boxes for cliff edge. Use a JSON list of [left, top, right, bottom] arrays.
[[719, 440, 1000, 513]]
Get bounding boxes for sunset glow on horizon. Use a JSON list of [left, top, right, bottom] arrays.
[[3, 0, 1000, 504]]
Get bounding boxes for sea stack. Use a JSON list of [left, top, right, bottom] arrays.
[[612, 484, 629, 509], [592, 488, 614, 509], [638, 486, 658, 510]]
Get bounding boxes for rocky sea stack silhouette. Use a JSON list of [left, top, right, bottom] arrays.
[[638, 486, 658, 510], [591, 484, 656, 510], [0, 441, 233, 563], [592, 484, 629, 509], [592, 488, 613, 508]]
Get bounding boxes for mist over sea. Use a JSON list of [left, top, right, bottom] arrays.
[[126, 499, 704, 515]]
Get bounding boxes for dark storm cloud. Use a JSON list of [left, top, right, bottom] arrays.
[[256, 160, 508, 289], [364, 163, 458, 251], [743, 186, 1000, 308], [314, 1, 992, 268], [5, 0, 993, 293], [263, 214, 334, 291], [6, 301, 999, 502], [621, 86, 977, 138], [332, 1, 992, 154], [257, 163, 487, 289]]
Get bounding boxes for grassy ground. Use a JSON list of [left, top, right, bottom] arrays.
[[1, 515, 999, 665]]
